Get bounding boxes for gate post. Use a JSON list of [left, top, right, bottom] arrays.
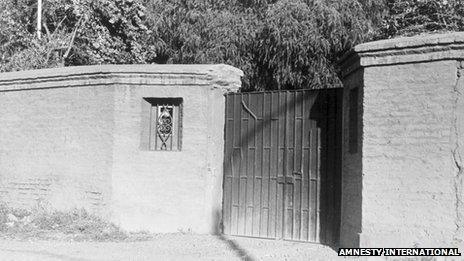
[[339, 32, 464, 248], [205, 65, 242, 234]]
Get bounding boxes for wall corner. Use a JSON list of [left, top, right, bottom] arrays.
[[206, 64, 243, 93]]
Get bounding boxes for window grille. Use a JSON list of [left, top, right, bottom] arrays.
[[146, 98, 182, 151]]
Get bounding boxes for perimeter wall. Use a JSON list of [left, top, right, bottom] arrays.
[[339, 33, 464, 249], [0, 64, 242, 234]]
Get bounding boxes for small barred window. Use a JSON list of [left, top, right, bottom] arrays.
[[146, 98, 183, 151]]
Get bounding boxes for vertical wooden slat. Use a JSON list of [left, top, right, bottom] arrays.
[[223, 89, 341, 245], [309, 92, 319, 242], [292, 91, 302, 240], [301, 92, 309, 241], [309, 128, 316, 242], [292, 91, 297, 241], [233, 94, 242, 235], [231, 95, 237, 234], [268, 92, 279, 238], [275, 92, 284, 239], [250, 93, 259, 237], [302, 91, 313, 241], [296, 91, 304, 241], [239, 93, 249, 236], [282, 91, 288, 239], [247, 94, 259, 236], [315, 90, 325, 243], [284, 91, 294, 240], [251, 93, 262, 236], [242, 93, 253, 236], [258, 92, 265, 237], [261, 92, 272, 237]]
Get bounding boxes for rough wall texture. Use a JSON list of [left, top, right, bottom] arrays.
[[110, 84, 226, 234], [0, 64, 242, 234], [0, 84, 114, 215], [340, 32, 464, 249], [453, 61, 464, 246], [362, 61, 457, 247]]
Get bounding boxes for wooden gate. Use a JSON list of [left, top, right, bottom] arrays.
[[222, 89, 341, 245]]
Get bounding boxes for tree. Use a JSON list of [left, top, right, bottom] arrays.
[[253, 0, 377, 90], [68, 0, 155, 65], [145, 0, 264, 89], [379, 0, 464, 38], [0, 0, 155, 72], [9, 0, 445, 91], [0, 0, 65, 72], [143, 0, 381, 90]]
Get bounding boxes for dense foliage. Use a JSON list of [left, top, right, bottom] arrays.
[[144, 0, 378, 90], [380, 0, 464, 38], [0, 0, 463, 90], [254, 0, 376, 89], [0, 0, 154, 71]]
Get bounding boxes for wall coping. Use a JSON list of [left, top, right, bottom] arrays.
[[0, 64, 243, 92], [339, 32, 464, 78]]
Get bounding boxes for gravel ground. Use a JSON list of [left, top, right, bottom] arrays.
[[0, 233, 462, 261]]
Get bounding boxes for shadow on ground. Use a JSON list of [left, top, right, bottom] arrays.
[[213, 209, 255, 261], [216, 234, 255, 261]]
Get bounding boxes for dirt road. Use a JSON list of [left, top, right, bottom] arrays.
[[0, 233, 341, 261]]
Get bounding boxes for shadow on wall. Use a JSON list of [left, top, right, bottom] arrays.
[[310, 89, 343, 248], [218, 89, 343, 248], [213, 209, 255, 261]]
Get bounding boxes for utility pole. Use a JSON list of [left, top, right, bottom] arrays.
[[37, 0, 42, 39]]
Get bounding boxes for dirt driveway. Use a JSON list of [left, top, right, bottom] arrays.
[[0, 233, 343, 261]]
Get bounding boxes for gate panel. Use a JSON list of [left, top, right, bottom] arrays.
[[222, 89, 341, 245]]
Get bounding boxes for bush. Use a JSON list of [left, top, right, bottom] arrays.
[[0, 203, 150, 241]]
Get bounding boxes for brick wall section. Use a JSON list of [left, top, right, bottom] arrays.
[[340, 32, 464, 249], [362, 61, 457, 247], [0, 85, 114, 215], [0, 64, 243, 234]]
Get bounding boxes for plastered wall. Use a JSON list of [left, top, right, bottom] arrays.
[[362, 61, 458, 247], [110, 84, 227, 233], [0, 83, 114, 214], [0, 64, 242, 234], [340, 33, 464, 249]]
